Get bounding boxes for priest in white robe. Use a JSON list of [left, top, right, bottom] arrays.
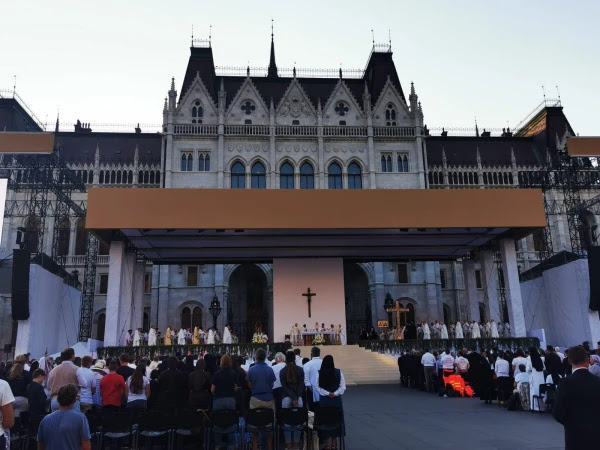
[[471, 321, 481, 338], [177, 328, 187, 345], [123, 330, 133, 347], [490, 320, 500, 338], [338, 324, 347, 345], [440, 323, 449, 339], [291, 323, 301, 346], [504, 322, 511, 337], [484, 321, 491, 338], [207, 327, 216, 344], [133, 328, 142, 347], [148, 327, 157, 346], [223, 324, 233, 344], [422, 322, 431, 340], [455, 321, 463, 339]]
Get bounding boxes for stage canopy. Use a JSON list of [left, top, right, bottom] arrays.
[[86, 188, 546, 263]]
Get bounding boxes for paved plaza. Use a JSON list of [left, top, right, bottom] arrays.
[[343, 385, 563, 449]]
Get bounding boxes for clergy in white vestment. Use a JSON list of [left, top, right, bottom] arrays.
[[422, 322, 431, 340], [463, 321, 470, 338], [291, 323, 301, 346], [207, 328, 216, 344], [484, 321, 491, 338], [455, 321, 463, 339], [177, 328, 187, 345], [471, 321, 481, 338], [123, 330, 133, 346], [338, 324, 347, 345], [504, 323, 511, 337], [440, 323, 449, 339], [223, 324, 233, 344], [148, 327, 157, 346], [133, 329, 142, 347], [490, 320, 500, 338]]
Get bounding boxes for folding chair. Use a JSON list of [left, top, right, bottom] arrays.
[[101, 411, 135, 449], [277, 407, 310, 450], [135, 410, 174, 450], [312, 407, 345, 450], [172, 409, 207, 449], [244, 408, 275, 450], [210, 409, 240, 450]]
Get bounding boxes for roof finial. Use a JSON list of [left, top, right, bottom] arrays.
[[267, 19, 278, 78], [55, 108, 60, 133], [475, 116, 480, 137], [170, 77, 175, 91], [339, 64, 342, 79], [293, 65, 296, 78], [556, 85, 561, 104], [371, 29, 375, 46], [191, 24, 194, 46], [541, 85, 547, 105], [247, 65, 250, 77], [209, 24, 212, 47], [388, 29, 392, 49]]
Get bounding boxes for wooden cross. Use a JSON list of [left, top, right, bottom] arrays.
[[302, 287, 317, 317], [386, 300, 409, 339]]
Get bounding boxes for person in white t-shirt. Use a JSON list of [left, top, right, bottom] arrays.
[[125, 364, 150, 410], [456, 351, 470, 375], [513, 364, 529, 391], [512, 349, 528, 376], [0, 378, 15, 447], [495, 351, 511, 403], [421, 349, 436, 392]]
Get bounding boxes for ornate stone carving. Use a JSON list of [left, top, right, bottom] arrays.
[[279, 95, 312, 118], [227, 143, 268, 153], [277, 143, 317, 153], [324, 144, 366, 154]]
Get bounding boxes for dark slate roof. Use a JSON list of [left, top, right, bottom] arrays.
[[426, 136, 544, 167], [54, 132, 162, 165], [180, 46, 405, 111], [0, 98, 44, 132]]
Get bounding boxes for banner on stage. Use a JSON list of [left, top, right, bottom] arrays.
[[377, 320, 389, 328]]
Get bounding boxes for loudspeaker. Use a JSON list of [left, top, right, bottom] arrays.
[[11, 249, 30, 320], [3, 344, 12, 354], [589, 247, 600, 311]]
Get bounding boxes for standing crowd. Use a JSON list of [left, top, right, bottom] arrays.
[[0, 345, 346, 450]]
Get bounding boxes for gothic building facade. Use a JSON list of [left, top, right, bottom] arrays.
[[0, 37, 597, 346]]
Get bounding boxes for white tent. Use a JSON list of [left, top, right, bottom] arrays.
[[48, 341, 92, 360]]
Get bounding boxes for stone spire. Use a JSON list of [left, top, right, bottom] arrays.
[[54, 111, 60, 133], [267, 20, 278, 78], [168, 77, 177, 111]]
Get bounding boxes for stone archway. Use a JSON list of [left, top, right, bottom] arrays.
[[343, 262, 371, 344], [227, 264, 269, 342]]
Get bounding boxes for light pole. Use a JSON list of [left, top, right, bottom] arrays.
[[209, 295, 222, 329]]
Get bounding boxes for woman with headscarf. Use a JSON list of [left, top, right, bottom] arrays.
[[317, 355, 346, 446], [526, 347, 545, 411], [188, 359, 212, 409]]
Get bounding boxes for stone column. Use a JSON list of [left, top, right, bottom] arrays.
[[424, 261, 440, 321], [104, 241, 135, 346], [463, 259, 480, 322], [150, 265, 160, 328], [44, 216, 55, 255], [480, 250, 501, 323], [499, 238, 527, 337], [130, 262, 146, 330], [373, 262, 385, 325], [157, 265, 170, 331], [68, 220, 77, 256]]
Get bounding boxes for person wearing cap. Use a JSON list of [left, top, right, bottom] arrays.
[[90, 361, 106, 410]]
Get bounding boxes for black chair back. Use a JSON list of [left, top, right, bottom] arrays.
[[316, 407, 344, 426], [279, 407, 307, 427], [102, 411, 133, 433], [137, 410, 173, 432], [246, 407, 274, 427], [211, 409, 239, 428], [176, 409, 206, 429]]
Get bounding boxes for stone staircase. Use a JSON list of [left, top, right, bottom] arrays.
[[293, 344, 399, 385]]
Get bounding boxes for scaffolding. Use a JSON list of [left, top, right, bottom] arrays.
[[1, 147, 98, 341]]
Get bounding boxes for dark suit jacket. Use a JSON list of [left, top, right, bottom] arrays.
[[552, 368, 600, 450]]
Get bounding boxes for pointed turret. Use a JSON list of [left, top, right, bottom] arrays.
[[54, 112, 59, 133], [267, 23, 278, 78], [168, 77, 177, 111]]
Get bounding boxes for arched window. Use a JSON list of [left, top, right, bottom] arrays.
[[478, 303, 486, 323], [88, 170, 94, 184], [386, 155, 392, 173], [192, 307, 202, 329], [191, 100, 203, 124], [143, 312, 149, 332], [56, 216, 71, 257], [116, 171, 122, 184], [328, 162, 342, 189], [198, 154, 205, 172], [204, 155, 210, 171], [300, 162, 314, 189], [251, 161, 266, 189], [381, 155, 386, 172], [280, 162, 294, 189], [406, 303, 415, 324], [138, 170, 143, 184], [149, 171, 155, 184], [348, 161, 362, 189], [181, 154, 187, 171], [231, 161, 246, 189], [443, 303, 451, 325], [110, 171, 116, 183], [399, 155, 409, 173], [96, 312, 106, 341], [181, 307, 191, 330], [144, 171, 149, 183], [385, 103, 397, 126], [75, 219, 87, 255], [428, 172, 433, 185], [128, 171, 133, 184], [327, 162, 343, 189], [99, 171, 104, 184]]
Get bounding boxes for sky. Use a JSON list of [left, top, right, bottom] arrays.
[[1, 0, 599, 135]]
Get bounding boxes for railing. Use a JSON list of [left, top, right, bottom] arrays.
[[323, 126, 367, 137], [65, 255, 110, 266], [214, 66, 364, 78], [373, 126, 415, 137], [173, 124, 218, 135], [224, 125, 269, 136], [275, 125, 318, 137], [359, 337, 540, 355], [0, 89, 46, 131]]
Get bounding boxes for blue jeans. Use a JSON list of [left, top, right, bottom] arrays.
[[51, 398, 80, 413], [282, 397, 303, 445], [213, 397, 236, 448]]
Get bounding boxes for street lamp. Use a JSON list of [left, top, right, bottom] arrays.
[[383, 292, 394, 326], [209, 295, 222, 329]]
